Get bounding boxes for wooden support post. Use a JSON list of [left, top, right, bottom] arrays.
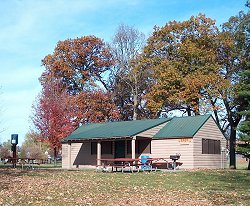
[[12, 145, 17, 168], [97, 141, 101, 167], [132, 137, 136, 159], [68, 142, 71, 169], [131, 137, 136, 172]]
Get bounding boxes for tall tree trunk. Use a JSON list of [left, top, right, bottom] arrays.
[[54, 147, 57, 166], [224, 99, 242, 169], [133, 94, 138, 120], [132, 79, 138, 120], [193, 97, 200, 115], [187, 107, 192, 116], [229, 127, 236, 169], [210, 97, 221, 129]]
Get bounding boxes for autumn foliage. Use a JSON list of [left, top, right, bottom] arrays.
[[32, 36, 119, 157], [73, 89, 120, 125], [32, 81, 76, 156], [109, 24, 151, 120], [31, 7, 249, 169], [143, 14, 226, 116], [41, 36, 113, 92]]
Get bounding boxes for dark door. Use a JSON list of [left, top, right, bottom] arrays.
[[115, 141, 125, 158]]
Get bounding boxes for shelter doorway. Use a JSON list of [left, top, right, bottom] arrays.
[[115, 141, 125, 158]]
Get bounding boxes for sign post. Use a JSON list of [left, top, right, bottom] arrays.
[[11, 134, 18, 168]]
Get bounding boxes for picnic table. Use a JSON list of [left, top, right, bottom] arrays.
[[97, 158, 138, 172], [97, 157, 172, 172], [4, 158, 41, 169]]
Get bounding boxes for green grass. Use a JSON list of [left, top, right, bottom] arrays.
[[235, 159, 249, 170], [0, 162, 62, 169], [0, 169, 249, 206]]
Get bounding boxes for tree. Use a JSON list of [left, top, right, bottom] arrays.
[[237, 65, 250, 170], [20, 132, 49, 160], [142, 14, 224, 117], [246, 0, 250, 8], [216, 9, 250, 169], [32, 81, 76, 160], [73, 89, 120, 125], [41, 36, 114, 93], [0, 140, 11, 159], [141, 11, 249, 170], [110, 24, 152, 120], [40, 36, 119, 128]]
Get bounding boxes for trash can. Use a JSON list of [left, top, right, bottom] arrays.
[[141, 155, 150, 170]]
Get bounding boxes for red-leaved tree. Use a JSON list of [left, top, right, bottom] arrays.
[[32, 81, 76, 160]]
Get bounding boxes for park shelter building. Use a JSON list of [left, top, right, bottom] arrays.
[[62, 115, 227, 169]]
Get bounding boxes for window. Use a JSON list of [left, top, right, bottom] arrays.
[[214, 140, 221, 154], [127, 139, 151, 154], [202, 139, 209, 154], [202, 139, 221, 154], [91, 141, 113, 155]]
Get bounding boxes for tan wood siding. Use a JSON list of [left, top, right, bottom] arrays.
[[63, 141, 116, 169], [136, 122, 168, 138], [73, 143, 95, 167], [62, 143, 68, 169], [193, 117, 227, 169], [62, 117, 227, 170], [149, 138, 194, 169]]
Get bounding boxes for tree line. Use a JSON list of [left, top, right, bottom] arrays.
[[30, 3, 249, 169]]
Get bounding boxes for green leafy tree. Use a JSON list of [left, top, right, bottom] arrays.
[[217, 8, 250, 169], [237, 65, 250, 170]]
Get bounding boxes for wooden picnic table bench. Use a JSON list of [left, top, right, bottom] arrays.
[[97, 157, 180, 172], [98, 158, 138, 172], [3, 158, 43, 169]]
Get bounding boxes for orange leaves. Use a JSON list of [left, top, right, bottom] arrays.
[[142, 14, 226, 115], [36, 35, 121, 148], [72, 89, 120, 124], [41, 35, 114, 92]]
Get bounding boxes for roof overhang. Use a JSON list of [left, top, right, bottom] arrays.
[[63, 136, 133, 143]]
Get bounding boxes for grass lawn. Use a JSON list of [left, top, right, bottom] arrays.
[[0, 168, 249, 206], [234, 158, 249, 170]]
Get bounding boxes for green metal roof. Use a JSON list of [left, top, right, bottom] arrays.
[[64, 118, 171, 141], [154, 114, 211, 138]]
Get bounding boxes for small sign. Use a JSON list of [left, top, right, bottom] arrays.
[[11, 134, 18, 145], [179, 138, 192, 144]]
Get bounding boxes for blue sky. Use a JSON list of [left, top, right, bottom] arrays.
[[0, 0, 248, 145]]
